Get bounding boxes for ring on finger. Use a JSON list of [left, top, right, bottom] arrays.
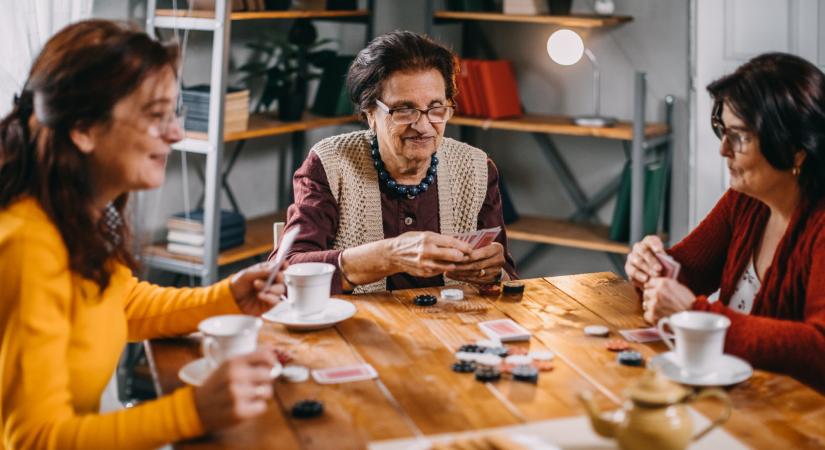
[[479, 268, 486, 277]]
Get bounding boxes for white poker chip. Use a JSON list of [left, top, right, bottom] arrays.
[[281, 364, 309, 383], [474, 354, 503, 367], [455, 351, 479, 362], [476, 339, 502, 349], [584, 325, 610, 337], [440, 288, 465, 301], [505, 355, 533, 366], [528, 351, 555, 362]]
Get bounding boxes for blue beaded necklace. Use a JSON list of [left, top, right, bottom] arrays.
[[371, 136, 437, 199]]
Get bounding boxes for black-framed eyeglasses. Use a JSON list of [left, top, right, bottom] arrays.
[[375, 99, 455, 125], [711, 100, 753, 154]]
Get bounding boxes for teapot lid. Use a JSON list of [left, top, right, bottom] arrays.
[[628, 368, 689, 405]]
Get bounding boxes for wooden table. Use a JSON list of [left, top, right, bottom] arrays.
[[146, 273, 825, 449]]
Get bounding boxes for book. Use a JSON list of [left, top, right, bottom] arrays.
[[166, 209, 246, 234], [166, 235, 245, 257], [167, 225, 246, 246], [477, 60, 523, 119], [503, 0, 548, 14], [608, 161, 669, 242]]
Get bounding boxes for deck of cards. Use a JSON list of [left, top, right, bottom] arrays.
[[655, 252, 681, 280], [450, 226, 501, 250], [312, 364, 378, 384], [479, 319, 531, 342]]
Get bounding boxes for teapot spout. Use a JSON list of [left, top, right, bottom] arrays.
[[577, 391, 619, 438]]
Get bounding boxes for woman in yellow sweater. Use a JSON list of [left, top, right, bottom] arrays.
[[0, 20, 288, 449]]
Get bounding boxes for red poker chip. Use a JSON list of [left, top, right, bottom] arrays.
[[605, 340, 630, 352], [532, 360, 554, 371]]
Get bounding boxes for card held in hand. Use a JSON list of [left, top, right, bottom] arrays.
[[654, 252, 681, 280]]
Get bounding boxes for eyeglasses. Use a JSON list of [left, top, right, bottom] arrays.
[[375, 99, 455, 125], [711, 101, 753, 154], [146, 104, 186, 138]]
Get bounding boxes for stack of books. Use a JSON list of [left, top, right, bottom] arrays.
[[455, 59, 523, 119], [182, 85, 250, 135], [166, 209, 246, 257], [503, 0, 549, 14]]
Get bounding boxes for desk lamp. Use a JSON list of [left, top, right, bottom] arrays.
[[546, 29, 617, 127]]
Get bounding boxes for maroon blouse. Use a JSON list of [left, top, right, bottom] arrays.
[[274, 150, 517, 294]]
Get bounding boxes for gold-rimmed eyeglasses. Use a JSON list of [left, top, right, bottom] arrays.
[[145, 104, 186, 138], [711, 101, 753, 154], [375, 99, 455, 125]]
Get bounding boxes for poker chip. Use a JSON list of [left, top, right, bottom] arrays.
[[532, 360, 554, 371], [458, 344, 483, 353], [413, 294, 437, 307], [440, 288, 464, 301], [452, 360, 477, 373], [474, 354, 503, 367], [475, 366, 501, 382], [606, 340, 630, 352], [483, 346, 509, 358], [505, 355, 533, 366], [584, 325, 610, 337], [502, 281, 525, 295], [511, 364, 539, 383], [475, 339, 501, 349], [616, 350, 644, 367], [506, 346, 529, 356], [478, 283, 501, 296], [454, 351, 480, 362], [528, 350, 555, 362], [291, 400, 324, 419], [281, 364, 309, 383]]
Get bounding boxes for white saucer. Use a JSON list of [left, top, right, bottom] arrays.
[[178, 357, 283, 386], [262, 298, 356, 331], [649, 351, 753, 387]]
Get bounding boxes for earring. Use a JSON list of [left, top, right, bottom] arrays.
[[792, 166, 800, 176]]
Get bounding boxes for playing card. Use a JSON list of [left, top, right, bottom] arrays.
[[618, 327, 662, 343], [479, 319, 531, 342], [655, 252, 681, 280], [312, 364, 378, 384], [473, 227, 501, 249]]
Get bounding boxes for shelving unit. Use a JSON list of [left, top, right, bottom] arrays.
[[429, 4, 674, 270], [143, 1, 371, 282]]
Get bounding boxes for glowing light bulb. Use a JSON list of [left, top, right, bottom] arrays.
[[546, 29, 584, 66]]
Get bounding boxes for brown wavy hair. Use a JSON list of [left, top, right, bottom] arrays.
[[0, 19, 179, 289]]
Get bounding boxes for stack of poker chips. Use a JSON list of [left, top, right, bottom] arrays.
[[451, 340, 554, 384]]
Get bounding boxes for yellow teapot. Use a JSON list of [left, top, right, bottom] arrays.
[[578, 368, 732, 450]]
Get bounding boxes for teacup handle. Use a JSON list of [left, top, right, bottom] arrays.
[[202, 336, 220, 368], [657, 317, 676, 353], [689, 388, 733, 442]]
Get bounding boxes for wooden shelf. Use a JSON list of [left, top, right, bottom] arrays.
[[143, 211, 287, 267], [506, 215, 629, 254], [155, 9, 369, 21], [434, 11, 632, 28], [184, 112, 358, 143], [450, 114, 669, 141]]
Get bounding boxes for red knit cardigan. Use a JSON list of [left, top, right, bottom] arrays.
[[668, 189, 825, 393]]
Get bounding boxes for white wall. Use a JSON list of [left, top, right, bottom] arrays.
[[92, 0, 690, 279]]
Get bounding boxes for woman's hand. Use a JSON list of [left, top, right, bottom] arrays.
[[446, 242, 506, 284], [229, 260, 288, 316], [193, 350, 277, 431], [641, 277, 696, 324], [625, 235, 667, 288], [389, 231, 473, 278]]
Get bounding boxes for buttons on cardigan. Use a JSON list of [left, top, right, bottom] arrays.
[[404, 216, 414, 226]]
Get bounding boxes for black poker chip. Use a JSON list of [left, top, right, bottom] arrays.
[[616, 351, 644, 367], [452, 360, 477, 373], [475, 366, 501, 382], [511, 364, 539, 383], [291, 400, 324, 419], [413, 294, 437, 307], [458, 344, 482, 353]]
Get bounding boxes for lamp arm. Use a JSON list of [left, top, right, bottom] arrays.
[[584, 48, 600, 117]]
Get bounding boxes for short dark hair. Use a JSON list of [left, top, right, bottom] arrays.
[[347, 30, 458, 121], [707, 52, 825, 200]]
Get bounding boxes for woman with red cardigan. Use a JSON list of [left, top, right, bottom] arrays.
[[626, 53, 825, 393]]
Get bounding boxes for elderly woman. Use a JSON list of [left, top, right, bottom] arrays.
[[626, 53, 825, 393], [0, 20, 287, 449], [282, 31, 516, 293]]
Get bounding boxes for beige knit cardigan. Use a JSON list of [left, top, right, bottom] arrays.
[[312, 130, 488, 293]]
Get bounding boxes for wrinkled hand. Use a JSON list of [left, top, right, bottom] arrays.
[[193, 350, 277, 431], [446, 242, 506, 284], [229, 260, 288, 316], [641, 277, 696, 324], [389, 231, 473, 278], [625, 235, 666, 288]]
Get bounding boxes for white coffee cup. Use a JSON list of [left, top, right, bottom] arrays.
[[657, 311, 731, 376], [199, 314, 262, 369], [284, 262, 335, 317]]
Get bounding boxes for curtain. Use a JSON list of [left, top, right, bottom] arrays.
[[0, 0, 93, 116]]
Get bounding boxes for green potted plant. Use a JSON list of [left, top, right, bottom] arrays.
[[238, 20, 337, 121]]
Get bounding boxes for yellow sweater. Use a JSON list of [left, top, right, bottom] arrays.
[[0, 198, 241, 449]]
